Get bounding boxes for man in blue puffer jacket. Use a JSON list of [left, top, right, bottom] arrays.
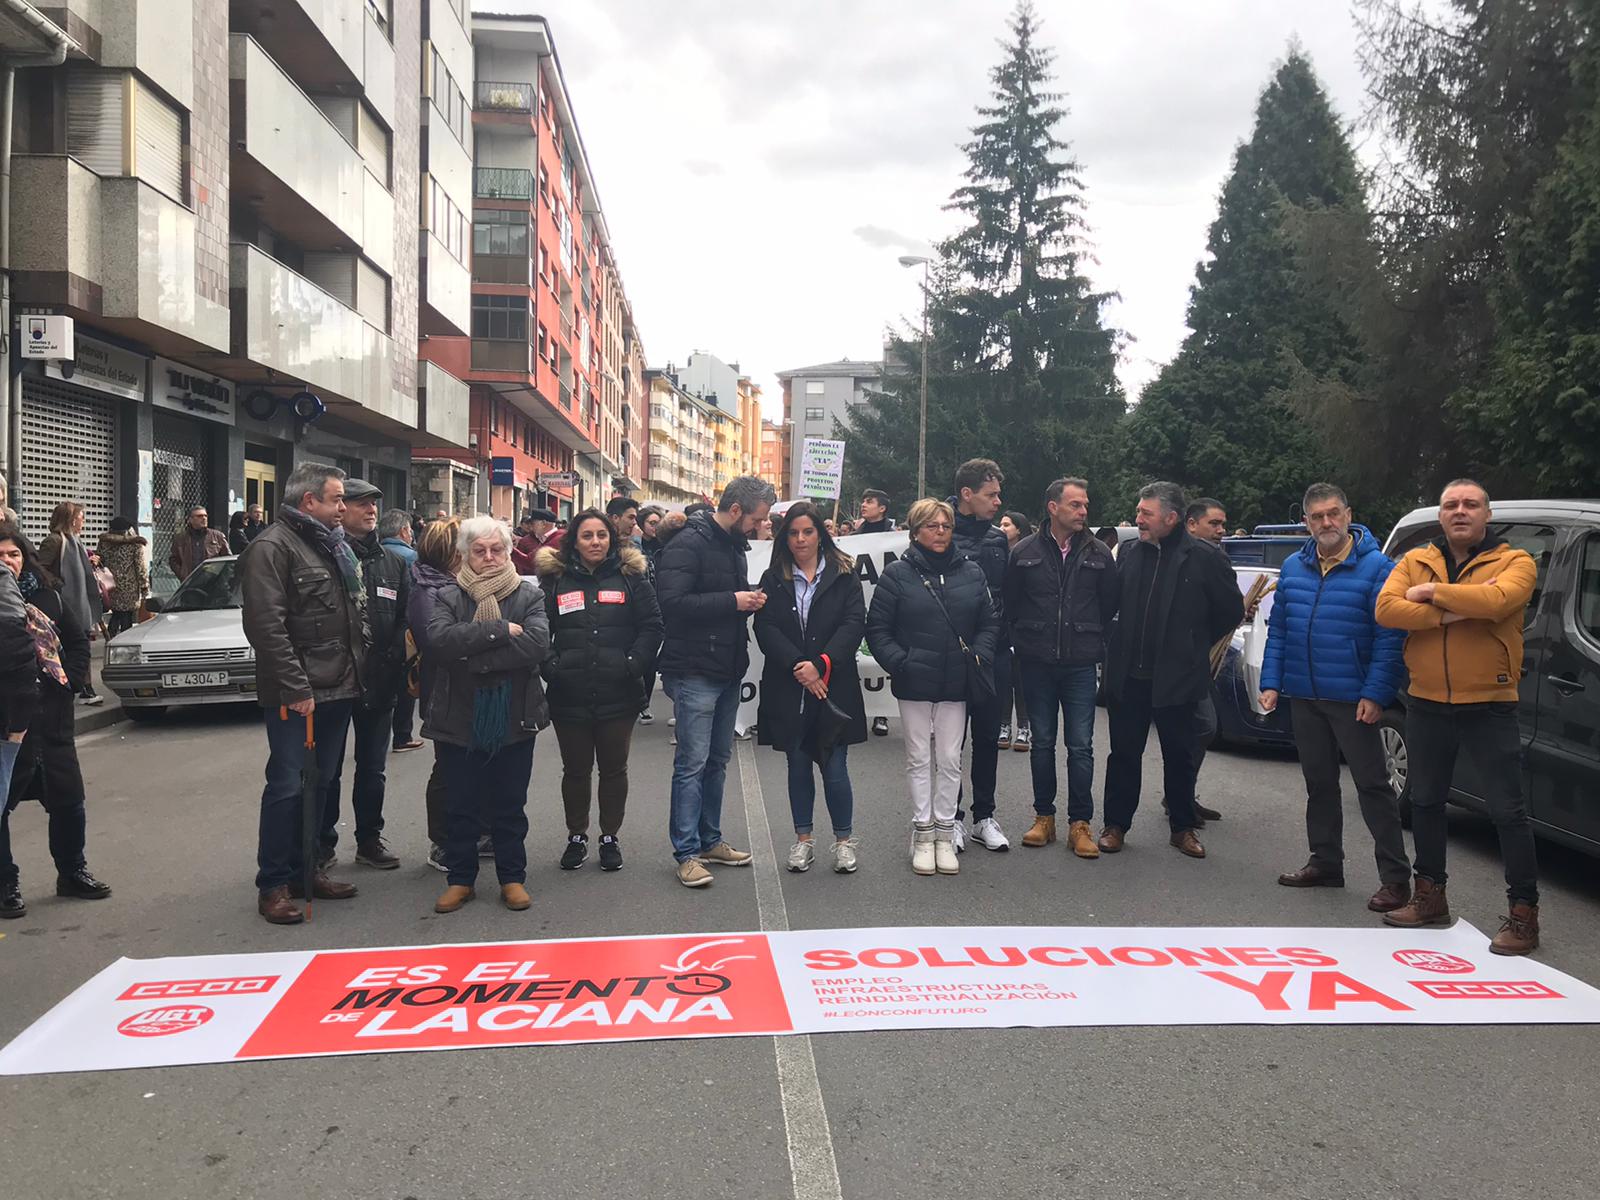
[[1259, 483, 1411, 912]]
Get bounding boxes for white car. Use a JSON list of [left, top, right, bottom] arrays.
[[101, 556, 256, 720]]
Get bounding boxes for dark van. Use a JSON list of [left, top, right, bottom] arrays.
[[1380, 499, 1600, 856]]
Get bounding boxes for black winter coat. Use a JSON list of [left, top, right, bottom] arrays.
[[951, 503, 1009, 623], [535, 545, 663, 723], [0, 565, 38, 737], [866, 544, 1000, 703], [1104, 530, 1243, 707], [421, 577, 552, 748], [7, 575, 87, 810], [754, 560, 867, 752], [350, 531, 410, 711], [406, 561, 455, 710], [654, 511, 755, 683], [1003, 528, 1119, 666]]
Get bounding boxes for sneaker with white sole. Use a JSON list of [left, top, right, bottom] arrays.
[[638, 712, 654, 726], [677, 857, 713, 888], [872, 716, 889, 737], [1012, 726, 1032, 752], [667, 715, 677, 727], [997, 723, 1012, 750], [786, 840, 815, 872], [934, 826, 960, 874], [703, 841, 753, 866], [951, 817, 968, 853], [426, 843, 448, 873], [559, 834, 588, 870], [911, 823, 936, 875], [971, 816, 1010, 851], [831, 838, 860, 874]]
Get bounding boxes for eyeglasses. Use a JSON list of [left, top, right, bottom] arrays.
[[919, 522, 953, 532]]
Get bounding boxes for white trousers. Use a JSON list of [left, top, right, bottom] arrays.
[[899, 699, 968, 824]]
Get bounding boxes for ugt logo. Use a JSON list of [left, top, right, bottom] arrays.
[[117, 1006, 215, 1038], [1392, 950, 1475, 974]]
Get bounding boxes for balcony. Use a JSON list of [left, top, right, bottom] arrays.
[[472, 339, 532, 373], [420, 360, 471, 449], [473, 254, 533, 287], [475, 80, 534, 112], [475, 166, 533, 201]]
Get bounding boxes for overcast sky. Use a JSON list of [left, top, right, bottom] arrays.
[[486, 0, 1388, 417]]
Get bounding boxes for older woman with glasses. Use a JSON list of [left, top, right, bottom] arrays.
[[422, 516, 551, 913], [866, 498, 999, 876]]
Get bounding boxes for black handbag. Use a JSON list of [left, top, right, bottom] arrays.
[[915, 570, 996, 707]]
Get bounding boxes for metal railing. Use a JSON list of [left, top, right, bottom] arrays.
[[474, 166, 533, 200], [475, 80, 534, 112]]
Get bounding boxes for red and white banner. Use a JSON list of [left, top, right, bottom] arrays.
[[3, 923, 1596, 1075]]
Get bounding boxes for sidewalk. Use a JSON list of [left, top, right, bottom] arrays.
[[74, 639, 124, 735]]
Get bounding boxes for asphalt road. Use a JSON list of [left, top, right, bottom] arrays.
[[2, 698, 1598, 1200]]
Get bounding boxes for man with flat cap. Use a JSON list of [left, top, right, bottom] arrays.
[[318, 477, 410, 871], [512, 507, 563, 574]]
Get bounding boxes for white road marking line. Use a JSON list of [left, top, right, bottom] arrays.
[[738, 740, 843, 1200]]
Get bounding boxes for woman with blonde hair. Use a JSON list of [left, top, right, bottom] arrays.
[[866, 498, 999, 875], [408, 517, 463, 871], [421, 516, 550, 913], [39, 502, 104, 704]]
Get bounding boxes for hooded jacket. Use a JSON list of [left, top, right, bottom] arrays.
[[1260, 525, 1406, 707], [1375, 538, 1537, 705], [406, 561, 456, 709], [654, 510, 755, 683], [535, 544, 663, 723]]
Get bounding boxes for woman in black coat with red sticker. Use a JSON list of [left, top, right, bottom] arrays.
[[536, 509, 662, 873], [754, 501, 866, 876]]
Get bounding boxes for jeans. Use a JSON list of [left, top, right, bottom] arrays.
[[1019, 659, 1098, 820], [436, 738, 536, 888], [664, 674, 742, 861], [1406, 698, 1538, 905], [392, 693, 417, 746], [1290, 698, 1410, 884], [554, 718, 635, 836], [1104, 678, 1199, 833], [0, 739, 87, 885], [958, 647, 1012, 821], [786, 745, 854, 838], [320, 705, 393, 850], [900, 699, 967, 823], [256, 700, 354, 892]]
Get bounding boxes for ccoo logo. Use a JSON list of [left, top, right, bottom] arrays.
[[1392, 950, 1475, 974], [117, 1006, 215, 1038]]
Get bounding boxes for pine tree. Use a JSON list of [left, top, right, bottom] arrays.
[[1119, 50, 1370, 527], [839, 1, 1123, 517]]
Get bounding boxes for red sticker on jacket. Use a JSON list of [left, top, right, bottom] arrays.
[[557, 592, 587, 614], [597, 590, 626, 604]]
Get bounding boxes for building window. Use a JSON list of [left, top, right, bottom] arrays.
[[473, 209, 528, 257], [66, 69, 186, 204], [358, 102, 391, 188], [431, 46, 469, 146], [805, 380, 826, 395], [805, 407, 825, 421], [472, 294, 529, 341]]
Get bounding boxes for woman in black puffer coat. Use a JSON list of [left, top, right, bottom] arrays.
[[866, 498, 999, 877], [0, 522, 112, 919], [536, 509, 662, 873]]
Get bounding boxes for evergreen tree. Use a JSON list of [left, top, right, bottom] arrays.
[[839, 1, 1123, 517], [1119, 50, 1370, 528]]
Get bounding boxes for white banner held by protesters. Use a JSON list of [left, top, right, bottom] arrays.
[[2, 923, 1597, 1075]]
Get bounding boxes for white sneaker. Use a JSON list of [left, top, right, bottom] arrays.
[[934, 831, 959, 875], [911, 825, 936, 876], [1012, 726, 1032, 752], [951, 817, 968, 854], [638, 712, 654, 726], [971, 817, 1011, 851], [667, 715, 677, 727], [786, 840, 815, 872], [831, 838, 859, 874]]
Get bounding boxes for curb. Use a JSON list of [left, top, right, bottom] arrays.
[[74, 704, 127, 735]]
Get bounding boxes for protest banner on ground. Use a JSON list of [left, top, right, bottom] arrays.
[[2, 923, 1595, 1075]]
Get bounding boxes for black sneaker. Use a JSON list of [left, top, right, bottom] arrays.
[[355, 837, 401, 870], [560, 834, 589, 870], [56, 867, 112, 900], [0, 878, 24, 919], [598, 836, 623, 872], [872, 717, 889, 737]]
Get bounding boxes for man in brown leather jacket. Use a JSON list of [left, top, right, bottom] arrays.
[[240, 463, 367, 925]]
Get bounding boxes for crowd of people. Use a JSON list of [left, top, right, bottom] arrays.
[[0, 458, 1545, 957]]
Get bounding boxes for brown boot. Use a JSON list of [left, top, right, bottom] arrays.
[[1169, 829, 1206, 859], [1021, 815, 1056, 847], [1381, 877, 1450, 928], [1097, 825, 1125, 854], [288, 874, 358, 901], [434, 885, 475, 913], [257, 886, 304, 925], [1489, 903, 1540, 956], [1367, 880, 1411, 913], [501, 882, 531, 911], [1067, 820, 1099, 859]]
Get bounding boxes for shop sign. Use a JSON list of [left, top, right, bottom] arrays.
[[45, 334, 144, 402], [153, 357, 235, 426], [491, 457, 517, 486]]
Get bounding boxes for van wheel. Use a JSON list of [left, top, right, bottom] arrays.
[[125, 706, 167, 723], [1379, 711, 1411, 828]]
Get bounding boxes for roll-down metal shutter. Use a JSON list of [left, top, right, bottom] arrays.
[[19, 377, 119, 546]]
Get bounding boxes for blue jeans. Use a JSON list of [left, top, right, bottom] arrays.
[[786, 745, 854, 838], [320, 704, 393, 850], [256, 701, 355, 892], [436, 738, 536, 888], [0, 738, 21, 802], [664, 674, 741, 861], [1020, 660, 1099, 821]]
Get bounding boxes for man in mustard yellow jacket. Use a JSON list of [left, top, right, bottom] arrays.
[[1375, 479, 1541, 954]]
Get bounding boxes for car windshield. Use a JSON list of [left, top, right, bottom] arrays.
[[166, 559, 241, 611]]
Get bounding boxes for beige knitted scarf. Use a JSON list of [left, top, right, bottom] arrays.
[[456, 558, 522, 622]]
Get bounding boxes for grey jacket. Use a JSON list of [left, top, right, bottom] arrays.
[[421, 577, 551, 748], [240, 521, 366, 708]]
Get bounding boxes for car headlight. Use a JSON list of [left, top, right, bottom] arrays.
[[106, 645, 142, 666]]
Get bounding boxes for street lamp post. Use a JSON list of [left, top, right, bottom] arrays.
[[898, 254, 933, 500]]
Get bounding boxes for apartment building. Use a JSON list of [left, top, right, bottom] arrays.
[[776, 358, 882, 502], [2, 0, 472, 587], [413, 11, 637, 522], [644, 366, 713, 506], [758, 419, 790, 497]]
